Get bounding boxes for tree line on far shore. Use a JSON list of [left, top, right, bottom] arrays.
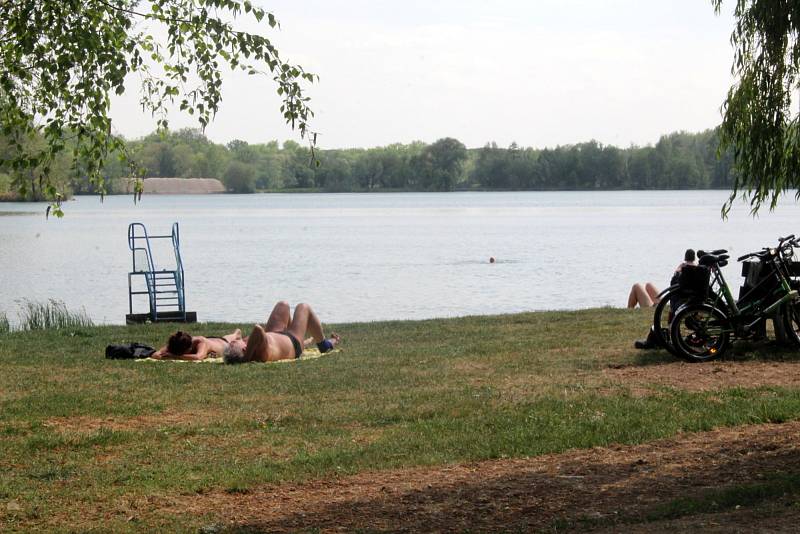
[[0, 128, 733, 200]]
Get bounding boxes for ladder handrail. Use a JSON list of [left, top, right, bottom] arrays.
[[171, 222, 186, 316], [128, 223, 157, 315], [128, 223, 157, 273]]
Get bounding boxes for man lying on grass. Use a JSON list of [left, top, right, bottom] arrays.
[[152, 329, 244, 361], [224, 301, 340, 363]]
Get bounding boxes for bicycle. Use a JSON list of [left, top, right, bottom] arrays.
[[669, 235, 800, 362], [650, 249, 729, 356]]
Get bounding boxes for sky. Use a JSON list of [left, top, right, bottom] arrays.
[[109, 0, 737, 150]]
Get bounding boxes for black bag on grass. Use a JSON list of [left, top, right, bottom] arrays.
[[105, 342, 155, 359]]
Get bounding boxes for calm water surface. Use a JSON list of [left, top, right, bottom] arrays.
[[1, 191, 798, 325]]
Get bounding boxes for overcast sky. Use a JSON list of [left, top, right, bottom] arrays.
[[109, 0, 736, 150]]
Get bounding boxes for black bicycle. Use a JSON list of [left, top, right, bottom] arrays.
[[650, 249, 729, 356], [669, 236, 800, 362]]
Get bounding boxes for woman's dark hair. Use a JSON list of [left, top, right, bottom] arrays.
[[167, 331, 193, 355], [684, 249, 696, 262]]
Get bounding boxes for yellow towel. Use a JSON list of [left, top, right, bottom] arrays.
[[136, 347, 340, 364]]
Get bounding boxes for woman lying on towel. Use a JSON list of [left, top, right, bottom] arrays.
[[224, 301, 340, 363], [151, 329, 243, 361]]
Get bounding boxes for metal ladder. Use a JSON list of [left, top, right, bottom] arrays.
[[127, 222, 190, 323]]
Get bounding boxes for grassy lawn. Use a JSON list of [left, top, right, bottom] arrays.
[[2, 308, 800, 531]]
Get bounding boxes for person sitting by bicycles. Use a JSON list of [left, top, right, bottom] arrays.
[[628, 249, 696, 309], [633, 248, 696, 349]]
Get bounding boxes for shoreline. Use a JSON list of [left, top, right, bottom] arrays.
[[0, 306, 635, 334], [0, 186, 738, 203]]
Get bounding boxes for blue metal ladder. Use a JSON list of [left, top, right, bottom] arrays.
[[126, 222, 195, 324]]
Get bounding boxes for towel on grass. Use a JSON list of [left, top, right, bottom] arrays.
[[135, 347, 340, 364]]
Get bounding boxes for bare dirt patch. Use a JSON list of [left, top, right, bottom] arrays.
[[603, 360, 800, 392], [162, 421, 800, 533]]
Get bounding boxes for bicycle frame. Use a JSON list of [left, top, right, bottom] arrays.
[[701, 251, 798, 338]]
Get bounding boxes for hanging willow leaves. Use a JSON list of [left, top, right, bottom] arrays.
[[0, 0, 316, 215], [712, 0, 800, 215]]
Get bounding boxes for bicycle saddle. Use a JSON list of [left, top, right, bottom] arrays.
[[697, 249, 727, 258], [699, 254, 727, 266]]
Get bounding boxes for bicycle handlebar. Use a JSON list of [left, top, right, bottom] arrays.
[[737, 248, 771, 262], [711, 235, 797, 264]]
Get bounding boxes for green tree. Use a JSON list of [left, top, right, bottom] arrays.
[[227, 139, 258, 164], [712, 1, 800, 213], [353, 150, 384, 190], [172, 144, 196, 177], [314, 151, 353, 191], [223, 160, 256, 193], [203, 144, 230, 180], [282, 140, 315, 188], [0, 172, 11, 198], [380, 144, 416, 189], [251, 141, 284, 189], [419, 137, 467, 191], [0, 0, 315, 215]]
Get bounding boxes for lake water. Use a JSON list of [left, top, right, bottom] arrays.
[[1, 191, 798, 325]]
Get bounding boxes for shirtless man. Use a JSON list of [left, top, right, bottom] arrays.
[[224, 301, 340, 363], [152, 329, 243, 361]]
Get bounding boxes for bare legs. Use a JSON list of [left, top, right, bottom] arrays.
[[287, 303, 326, 344], [243, 302, 339, 362], [627, 282, 660, 308], [278, 302, 340, 349], [264, 301, 291, 332]]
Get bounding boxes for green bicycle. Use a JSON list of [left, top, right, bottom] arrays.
[[669, 235, 800, 362]]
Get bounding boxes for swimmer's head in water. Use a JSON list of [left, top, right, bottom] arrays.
[[167, 331, 193, 355], [489, 256, 496, 263]]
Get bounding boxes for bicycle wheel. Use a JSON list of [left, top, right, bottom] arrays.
[[670, 303, 730, 362], [782, 300, 800, 346], [652, 288, 680, 356]]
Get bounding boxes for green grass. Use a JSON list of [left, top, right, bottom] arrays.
[[1, 307, 800, 531]]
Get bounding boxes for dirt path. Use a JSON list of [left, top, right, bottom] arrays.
[[603, 360, 800, 392], [170, 420, 800, 533]]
